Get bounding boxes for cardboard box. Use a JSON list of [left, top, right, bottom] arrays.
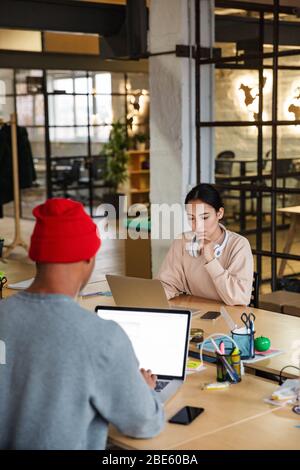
[[259, 290, 300, 313], [282, 304, 300, 318], [125, 237, 152, 279]]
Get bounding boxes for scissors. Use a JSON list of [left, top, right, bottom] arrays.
[[241, 312, 256, 331]]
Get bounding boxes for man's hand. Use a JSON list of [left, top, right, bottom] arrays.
[[140, 368, 157, 389]]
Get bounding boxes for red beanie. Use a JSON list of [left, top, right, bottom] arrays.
[[29, 198, 101, 263]]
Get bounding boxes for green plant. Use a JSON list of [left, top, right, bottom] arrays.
[[102, 120, 129, 193], [135, 132, 147, 143]]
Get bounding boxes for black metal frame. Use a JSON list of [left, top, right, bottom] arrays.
[[0, 66, 148, 218], [196, 0, 300, 290]]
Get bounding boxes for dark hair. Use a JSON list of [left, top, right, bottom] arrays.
[[185, 183, 223, 212]]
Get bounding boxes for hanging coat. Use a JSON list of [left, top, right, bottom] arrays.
[[0, 124, 36, 205]]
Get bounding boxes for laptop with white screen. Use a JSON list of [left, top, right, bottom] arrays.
[[95, 306, 191, 403]]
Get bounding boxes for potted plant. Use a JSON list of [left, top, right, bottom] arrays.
[[135, 132, 148, 151], [101, 120, 129, 216]]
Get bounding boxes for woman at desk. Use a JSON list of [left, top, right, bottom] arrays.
[[158, 184, 253, 306]]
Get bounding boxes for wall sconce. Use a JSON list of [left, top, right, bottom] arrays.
[[238, 76, 267, 121], [288, 87, 300, 121], [127, 88, 149, 134]]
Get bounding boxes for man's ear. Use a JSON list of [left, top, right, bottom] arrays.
[[88, 256, 96, 266]]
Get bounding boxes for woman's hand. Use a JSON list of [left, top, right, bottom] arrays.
[[202, 238, 215, 263]]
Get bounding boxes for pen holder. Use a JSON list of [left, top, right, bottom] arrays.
[[231, 329, 255, 359], [216, 350, 241, 383], [199, 333, 243, 384], [0, 275, 7, 300]]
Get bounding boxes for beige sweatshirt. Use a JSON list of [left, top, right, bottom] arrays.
[[157, 230, 254, 306]]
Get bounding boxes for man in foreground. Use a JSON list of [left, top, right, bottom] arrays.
[[0, 198, 164, 449]]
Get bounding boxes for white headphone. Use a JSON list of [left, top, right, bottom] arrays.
[[187, 225, 229, 259]]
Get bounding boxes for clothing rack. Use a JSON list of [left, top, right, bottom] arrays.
[[1, 113, 28, 257]]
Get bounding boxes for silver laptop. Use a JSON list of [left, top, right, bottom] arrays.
[[95, 305, 191, 403], [106, 274, 201, 316]]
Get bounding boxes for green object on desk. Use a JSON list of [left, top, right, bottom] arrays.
[[254, 336, 271, 352], [0, 271, 6, 280]]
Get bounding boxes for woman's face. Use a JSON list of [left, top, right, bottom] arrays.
[[186, 199, 224, 239]]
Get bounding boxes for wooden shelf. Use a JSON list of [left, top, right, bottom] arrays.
[[130, 189, 150, 193], [127, 149, 149, 155], [123, 150, 150, 206]]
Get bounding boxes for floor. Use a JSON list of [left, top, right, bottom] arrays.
[[0, 216, 125, 284]]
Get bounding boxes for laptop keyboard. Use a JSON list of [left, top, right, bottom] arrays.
[[155, 380, 169, 392]]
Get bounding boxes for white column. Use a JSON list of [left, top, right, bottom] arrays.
[[200, 0, 215, 183], [149, 0, 214, 276]]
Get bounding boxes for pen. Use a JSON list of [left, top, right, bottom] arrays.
[[211, 338, 221, 354], [250, 319, 255, 358], [80, 291, 112, 298]]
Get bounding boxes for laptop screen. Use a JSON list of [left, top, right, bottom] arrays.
[[96, 307, 190, 379]]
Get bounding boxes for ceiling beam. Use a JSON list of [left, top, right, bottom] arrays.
[[0, 0, 125, 36], [0, 49, 148, 72]]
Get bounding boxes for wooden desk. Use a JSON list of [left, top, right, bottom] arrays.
[[5, 280, 300, 379], [178, 407, 300, 450], [109, 365, 282, 450], [171, 294, 300, 379], [4, 280, 299, 450], [0, 258, 35, 295], [277, 206, 300, 277], [76, 282, 300, 379]]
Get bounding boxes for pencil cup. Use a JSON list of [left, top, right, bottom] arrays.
[[216, 350, 241, 383], [231, 329, 255, 359], [199, 333, 244, 384]]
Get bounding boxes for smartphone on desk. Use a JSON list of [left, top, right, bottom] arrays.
[[200, 311, 221, 320], [168, 406, 205, 425]]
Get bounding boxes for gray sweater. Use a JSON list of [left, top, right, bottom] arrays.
[[0, 292, 164, 449]]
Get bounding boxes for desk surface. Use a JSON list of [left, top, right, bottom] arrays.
[[178, 407, 300, 450], [0, 258, 35, 285], [4, 278, 300, 378], [5, 278, 300, 377], [277, 205, 300, 215], [4, 278, 300, 450], [78, 281, 300, 379], [109, 365, 284, 450]]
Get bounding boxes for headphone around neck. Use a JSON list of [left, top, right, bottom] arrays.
[[187, 225, 229, 259]]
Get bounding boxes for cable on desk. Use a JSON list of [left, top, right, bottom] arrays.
[[279, 365, 300, 385]]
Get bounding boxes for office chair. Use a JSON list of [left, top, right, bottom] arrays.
[[215, 150, 235, 176], [79, 156, 107, 185], [215, 150, 238, 223], [54, 159, 81, 198], [249, 271, 259, 308]]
